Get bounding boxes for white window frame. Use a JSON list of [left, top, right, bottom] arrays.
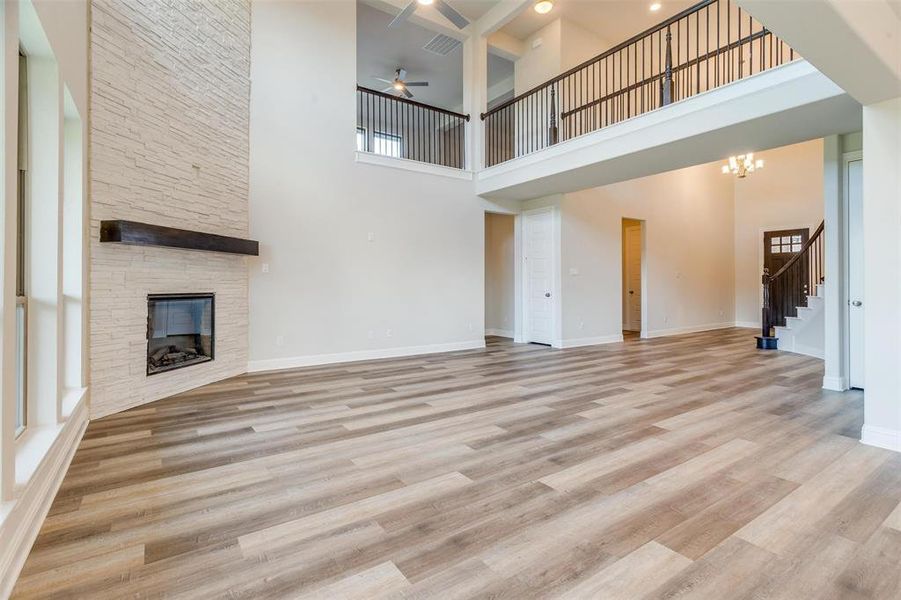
[[373, 131, 402, 159]]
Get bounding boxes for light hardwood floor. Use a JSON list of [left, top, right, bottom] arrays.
[[13, 329, 901, 599]]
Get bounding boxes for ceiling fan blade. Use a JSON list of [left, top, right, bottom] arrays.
[[373, 77, 393, 84], [388, 1, 417, 29], [404, 81, 429, 87], [381, 87, 395, 93], [402, 87, 414, 99], [434, 0, 469, 29], [397, 68, 407, 81]]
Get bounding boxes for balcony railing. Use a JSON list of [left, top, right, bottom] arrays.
[[356, 86, 470, 170], [481, 0, 798, 167]]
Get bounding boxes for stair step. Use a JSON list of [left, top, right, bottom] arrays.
[[806, 295, 824, 308], [796, 306, 814, 318], [784, 316, 803, 327]]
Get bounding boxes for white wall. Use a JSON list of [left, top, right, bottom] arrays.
[[733, 139, 825, 326], [861, 96, 901, 451], [557, 161, 736, 343], [512, 17, 608, 96], [513, 19, 561, 94], [248, 0, 501, 370], [560, 18, 609, 71], [485, 212, 514, 336]]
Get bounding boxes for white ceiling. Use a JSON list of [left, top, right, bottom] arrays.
[[357, 1, 513, 111], [501, 0, 696, 45]]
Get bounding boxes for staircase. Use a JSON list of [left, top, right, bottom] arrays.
[[773, 283, 824, 359], [757, 220, 825, 358]]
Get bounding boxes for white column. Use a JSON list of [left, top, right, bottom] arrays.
[[463, 33, 487, 172], [861, 96, 901, 452], [822, 135, 847, 390]]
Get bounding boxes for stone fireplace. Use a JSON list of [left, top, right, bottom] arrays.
[[147, 294, 214, 375]]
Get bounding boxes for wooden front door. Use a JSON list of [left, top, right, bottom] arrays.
[[764, 228, 808, 277]]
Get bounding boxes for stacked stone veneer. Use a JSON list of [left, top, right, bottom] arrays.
[[90, 0, 251, 418]]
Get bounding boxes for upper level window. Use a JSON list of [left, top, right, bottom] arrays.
[[373, 131, 401, 159], [16, 50, 28, 437]]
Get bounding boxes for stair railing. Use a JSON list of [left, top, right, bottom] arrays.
[[480, 0, 798, 167], [761, 220, 824, 341]]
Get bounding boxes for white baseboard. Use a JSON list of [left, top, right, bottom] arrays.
[[0, 397, 88, 599], [861, 425, 901, 453], [793, 343, 825, 360], [734, 321, 760, 329], [822, 375, 849, 391], [643, 322, 737, 339], [247, 339, 486, 373], [558, 334, 624, 348], [485, 328, 513, 338]]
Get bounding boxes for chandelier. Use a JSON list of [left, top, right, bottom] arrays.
[[722, 153, 764, 178]]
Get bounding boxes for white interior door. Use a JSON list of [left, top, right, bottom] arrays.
[[524, 209, 555, 345], [624, 224, 642, 331], [847, 158, 864, 389]]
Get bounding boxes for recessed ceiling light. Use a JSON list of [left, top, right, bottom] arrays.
[[534, 0, 554, 15], [417, 0, 434, 5], [649, 3, 662, 11]]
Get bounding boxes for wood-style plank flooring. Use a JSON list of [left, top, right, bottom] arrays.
[[14, 329, 901, 599]]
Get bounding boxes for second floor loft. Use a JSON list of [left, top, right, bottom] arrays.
[[354, 0, 808, 176]]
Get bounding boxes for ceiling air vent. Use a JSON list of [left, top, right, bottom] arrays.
[[423, 34, 461, 56]]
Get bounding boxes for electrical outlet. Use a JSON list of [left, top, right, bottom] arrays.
[[368, 330, 374, 339], [275, 335, 284, 347], [386, 328, 392, 338], [367, 232, 375, 242], [262, 263, 269, 273], [579, 320, 585, 330], [569, 267, 580, 276]]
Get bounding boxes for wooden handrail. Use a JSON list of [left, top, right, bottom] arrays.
[[560, 29, 770, 120], [481, 0, 717, 119], [766, 220, 824, 282], [357, 86, 470, 121], [760, 220, 825, 342]]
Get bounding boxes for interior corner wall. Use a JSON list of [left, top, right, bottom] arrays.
[[513, 19, 562, 94], [248, 0, 489, 371], [513, 18, 608, 96], [560, 162, 735, 342], [485, 212, 514, 336], [560, 19, 609, 71], [733, 139, 825, 327], [89, 0, 251, 418]]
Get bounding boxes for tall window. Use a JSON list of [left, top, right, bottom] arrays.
[[373, 131, 402, 158], [15, 51, 28, 436], [356, 126, 367, 152]]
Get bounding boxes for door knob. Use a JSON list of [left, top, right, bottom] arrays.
[[851, 300, 862, 307], [544, 292, 551, 298], [629, 290, 634, 295]]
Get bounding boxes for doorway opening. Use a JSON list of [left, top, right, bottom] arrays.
[[485, 212, 515, 341], [622, 218, 645, 339]]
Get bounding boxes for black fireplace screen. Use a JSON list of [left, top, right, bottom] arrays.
[[147, 293, 214, 375]]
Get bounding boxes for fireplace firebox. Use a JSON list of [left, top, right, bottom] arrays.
[[147, 293, 214, 375]]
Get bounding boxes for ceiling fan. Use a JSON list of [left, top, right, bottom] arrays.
[[373, 68, 429, 99], [389, 0, 470, 30]]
